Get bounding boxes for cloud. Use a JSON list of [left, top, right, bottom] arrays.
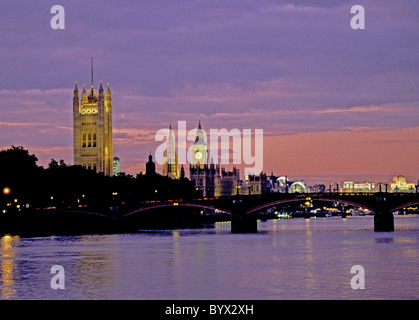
[[316, 105, 397, 114], [264, 126, 419, 184]]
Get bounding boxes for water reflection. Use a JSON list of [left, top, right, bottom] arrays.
[[0, 216, 417, 300], [172, 231, 181, 268], [1, 235, 20, 299], [75, 235, 118, 299], [375, 237, 394, 244]]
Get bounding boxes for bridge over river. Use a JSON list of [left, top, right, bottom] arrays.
[[4, 192, 418, 235], [120, 192, 419, 233]]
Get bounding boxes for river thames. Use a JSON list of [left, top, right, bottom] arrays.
[[1, 215, 418, 300]]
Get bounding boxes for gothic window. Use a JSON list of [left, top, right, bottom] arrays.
[[88, 133, 92, 147], [82, 133, 86, 147], [93, 133, 97, 147]]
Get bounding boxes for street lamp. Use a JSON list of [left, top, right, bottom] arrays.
[[2, 187, 11, 195], [1, 187, 11, 214]]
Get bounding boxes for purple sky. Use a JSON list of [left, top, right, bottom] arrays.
[[1, 1, 418, 185]]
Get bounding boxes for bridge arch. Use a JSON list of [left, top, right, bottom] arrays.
[[122, 203, 232, 218], [246, 197, 375, 215], [390, 201, 419, 213], [23, 210, 114, 235], [35, 210, 110, 218]]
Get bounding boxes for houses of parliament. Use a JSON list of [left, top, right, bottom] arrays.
[[73, 59, 264, 196], [154, 117, 265, 198]]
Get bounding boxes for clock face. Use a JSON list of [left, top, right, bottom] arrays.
[[195, 151, 202, 160]]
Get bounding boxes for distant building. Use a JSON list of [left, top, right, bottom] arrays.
[[113, 157, 120, 176], [309, 184, 326, 193], [264, 175, 315, 193], [189, 117, 214, 196], [341, 181, 376, 193], [190, 163, 219, 197], [239, 173, 267, 195], [390, 175, 415, 193], [187, 117, 268, 197], [289, 181, 307, 193], [189, 164, 268, 198], [73, 57, 113, 176], [191, 117, 208, 169], [180, 165, 185, 179], [162, 123, 180, 179], [265, 175, 289, 193], [215, 167, 240, 197], [146, 154, 156, 176]]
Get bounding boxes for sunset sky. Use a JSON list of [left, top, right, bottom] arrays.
[[1, 0, 418, 185]]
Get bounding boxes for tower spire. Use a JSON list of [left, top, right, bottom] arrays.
[[91, 55, 94, 88]]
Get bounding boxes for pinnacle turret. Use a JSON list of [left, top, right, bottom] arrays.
[[106, 82, 112, 100], [98, 80, 104, 100]]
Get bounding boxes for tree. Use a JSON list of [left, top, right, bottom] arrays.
[[48, 158, 59, 170], [0, 145, 43, 206], [48, 158, 67, 170]]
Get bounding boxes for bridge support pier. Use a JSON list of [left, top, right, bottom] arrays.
[[231, 215, 257, 233], [230, 199, 257, 233], [374, 212, 394, 232], [373, 196, 394, 232]]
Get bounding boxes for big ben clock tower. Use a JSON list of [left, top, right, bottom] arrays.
[[189, 117, 214, 198], [192, 117, 208, 168]]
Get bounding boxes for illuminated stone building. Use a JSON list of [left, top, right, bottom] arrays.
[[113, 157, 120, 176], [73, 60, 113, 176], [191, 117, 208, 168], [162, 124, 180, 179], [189, 118, 211, 196], [190, 163, 217, 197], [240, 173, 266, 195], [188, 118, 268, 197], [341, 181, 376, 193], [390, 175, 415, 193]]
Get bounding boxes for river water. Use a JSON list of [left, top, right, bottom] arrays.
[[1, 215, 418, 300]]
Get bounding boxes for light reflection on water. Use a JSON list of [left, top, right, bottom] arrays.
[[0, 215, 418, 300], [0, 235, 20, 299]]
